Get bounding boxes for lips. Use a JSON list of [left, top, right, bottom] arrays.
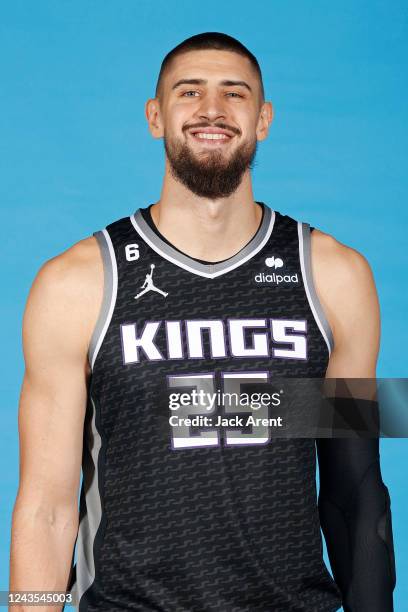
[[188, 130, 235, 146], [188, 127, 235, 141]]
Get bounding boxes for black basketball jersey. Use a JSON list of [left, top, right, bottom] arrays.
[[67, 204, 343, 611]]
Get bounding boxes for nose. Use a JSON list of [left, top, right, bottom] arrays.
[[196, 92, 227, 123]]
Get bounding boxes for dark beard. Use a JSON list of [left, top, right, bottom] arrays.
[[164, 135, 258, 199]]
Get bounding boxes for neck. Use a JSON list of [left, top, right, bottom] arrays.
[[150, 163, 263, 262]]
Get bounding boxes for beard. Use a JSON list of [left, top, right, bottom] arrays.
[[164, 131, 258, 199]]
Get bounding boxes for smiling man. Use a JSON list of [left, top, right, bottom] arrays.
[[157, 55, 261, 201], [10, 33, 395, 611]]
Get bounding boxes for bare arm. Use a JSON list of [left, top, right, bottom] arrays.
[[9, 236, 102, 611], [312, 231, 380, 379], [311, 230, 395, 611]]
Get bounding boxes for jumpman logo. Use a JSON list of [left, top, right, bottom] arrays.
[[134, 264, 168, 300]]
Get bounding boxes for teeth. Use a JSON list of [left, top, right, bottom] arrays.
[[195, 133, 229, 140]]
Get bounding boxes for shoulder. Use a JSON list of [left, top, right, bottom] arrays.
[[308, 226, 380, 343], [23, 235, 104, 366], [31, 234, 102, 302], [283, 211, 375, 292], [310, 227, 375, 286], [25, 212, 133, 339]]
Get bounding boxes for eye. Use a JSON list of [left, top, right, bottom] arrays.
[[180, 90, 244, 98]]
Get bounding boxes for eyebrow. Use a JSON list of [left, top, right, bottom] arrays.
[[172, 78, 252, 92]]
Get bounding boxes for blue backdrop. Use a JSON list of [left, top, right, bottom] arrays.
[[1, 1, 407, 609]]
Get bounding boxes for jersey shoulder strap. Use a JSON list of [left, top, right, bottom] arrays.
[[87, 215, 133, 370], [298, 215, 334, 356]]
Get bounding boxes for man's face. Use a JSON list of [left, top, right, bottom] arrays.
[[150, 50, 271, 199]]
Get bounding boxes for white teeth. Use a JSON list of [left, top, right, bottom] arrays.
[[195, 133, 228, 140]]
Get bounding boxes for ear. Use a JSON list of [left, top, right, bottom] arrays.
[[256, 101, 274, 142], [145, 98, 164, 139]]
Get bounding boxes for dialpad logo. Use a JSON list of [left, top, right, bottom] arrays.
[[253, 256, 300, 286]]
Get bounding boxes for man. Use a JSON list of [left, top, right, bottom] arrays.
[[10, 32, 395, 611]]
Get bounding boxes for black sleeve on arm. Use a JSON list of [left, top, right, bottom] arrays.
[[316, 437, 396, 611]]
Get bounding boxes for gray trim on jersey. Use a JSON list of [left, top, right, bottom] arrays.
[[298, 221, 334, 356], [87, 229, 118, 371], [130, 205, 275, 279], [67, 396, 103, 609]]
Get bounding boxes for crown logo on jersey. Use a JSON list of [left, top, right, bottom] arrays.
[[134, 264, 168, 300]]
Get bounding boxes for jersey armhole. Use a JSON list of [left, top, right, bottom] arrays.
[[87, 229, 118, 371], [298, 221, 335, 357]]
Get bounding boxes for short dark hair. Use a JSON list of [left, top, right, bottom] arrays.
[[155, 32, 265, 102]]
